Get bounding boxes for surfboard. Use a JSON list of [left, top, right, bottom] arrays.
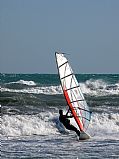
[[55, 52, 92, 140]]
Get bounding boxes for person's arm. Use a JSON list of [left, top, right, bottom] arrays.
[[65, 108, 73, 118], [67, 115, 73, 118]]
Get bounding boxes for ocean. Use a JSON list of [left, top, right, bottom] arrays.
[[0, 73, 119, 159]]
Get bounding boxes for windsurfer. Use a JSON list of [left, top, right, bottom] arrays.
[[59, 109, 80, 137]]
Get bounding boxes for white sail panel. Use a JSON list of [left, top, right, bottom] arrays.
[[61, 76, 73, 89], [59, 64, 71, 78], [56, 53, 67, 67]]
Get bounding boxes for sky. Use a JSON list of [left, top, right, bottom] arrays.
[[0, 0, 119, 74]]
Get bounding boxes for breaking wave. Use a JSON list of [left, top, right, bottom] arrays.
[[6, 80, 36, 86], [80, 79, 119, 96], [1, 112, 58, 137], [1, 85, 62, 95], [1, 79, 119, 96], [1, 112, 119, 139]]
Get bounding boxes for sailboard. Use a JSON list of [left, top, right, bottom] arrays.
[[55, 52, 92, 140]]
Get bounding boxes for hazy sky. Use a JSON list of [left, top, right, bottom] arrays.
[[0, 0, 119, 73]]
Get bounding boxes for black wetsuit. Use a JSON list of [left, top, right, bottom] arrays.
[[59, 114, 80, 136]]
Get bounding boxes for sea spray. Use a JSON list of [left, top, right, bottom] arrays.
[[1, 111, 119, 139], [1, 113, 58, 137]]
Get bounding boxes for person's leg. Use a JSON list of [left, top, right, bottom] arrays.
[[70, 125, 80, 136], [65, 124, 80, 136]]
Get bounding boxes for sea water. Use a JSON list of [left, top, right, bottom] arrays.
[[0, 74, 119, 158]]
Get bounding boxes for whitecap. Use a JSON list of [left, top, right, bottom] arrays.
[[7, 80, 36, 86]]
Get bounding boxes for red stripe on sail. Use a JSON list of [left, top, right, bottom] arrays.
[[63, 89, 84, 131]]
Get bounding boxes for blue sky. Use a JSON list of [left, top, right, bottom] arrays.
[[0, 0, 119, 73]]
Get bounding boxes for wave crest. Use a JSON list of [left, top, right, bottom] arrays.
[[1, 79, 119, 96], [7, 80, 36, 86], [1, 112, 119, 139], [80, 79, 119, 96], [1, 113, 57, 137]]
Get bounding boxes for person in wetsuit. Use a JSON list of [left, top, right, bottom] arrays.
[[59, 109, 80, 137]]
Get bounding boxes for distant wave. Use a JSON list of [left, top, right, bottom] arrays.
[[80, 79, 119, 96], [7, 80, 36, 86], [1, 85, 62, 95], [1, 79, 119, 96]]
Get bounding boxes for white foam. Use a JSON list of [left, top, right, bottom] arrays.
[[91, 113, 119, 132], [1, 111, 119, 139], [88, 112, 119, 140], [7, 80, 36, 86], [80, 79, 119, 96], [1, 112, 59, 137], [0, 85, 62, 95], [1, 79, 119, 96]]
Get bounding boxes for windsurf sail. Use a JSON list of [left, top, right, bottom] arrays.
[[55, 52, 91, 132]]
